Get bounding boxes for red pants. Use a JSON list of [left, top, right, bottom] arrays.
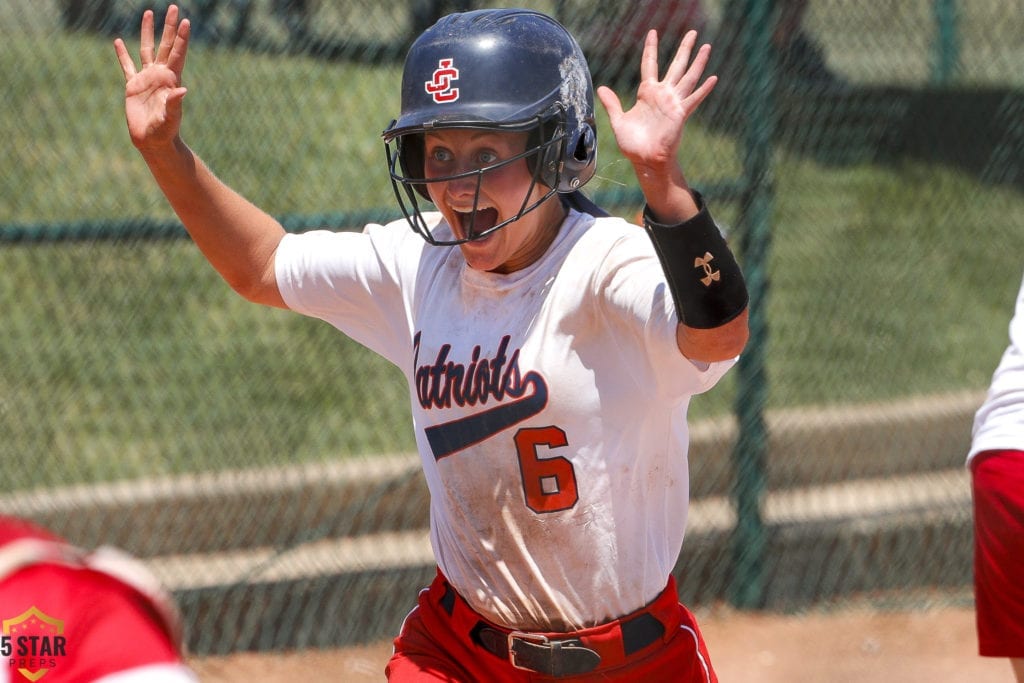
[[972, 449, 1024, 658], [386, 571, 717, 682]]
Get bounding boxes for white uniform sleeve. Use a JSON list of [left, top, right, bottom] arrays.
[[589, 221, 735, 400], [968, 270, 1024, 462], [274, 222, 417, 366]]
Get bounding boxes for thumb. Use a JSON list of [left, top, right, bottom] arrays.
[[168, 86, 188, 103], [596, 85, 623, 123]]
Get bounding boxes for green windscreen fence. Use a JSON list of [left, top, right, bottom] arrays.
[[2, 0, 1022, 654]]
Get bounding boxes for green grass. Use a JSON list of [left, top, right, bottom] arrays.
[[0, 29, 405, 224], [2, 6, 1023, 490], [766, 160, 1023, 405], [0, 241, 416, 486]]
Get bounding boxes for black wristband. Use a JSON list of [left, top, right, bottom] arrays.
[[643, 193, 748, 329]]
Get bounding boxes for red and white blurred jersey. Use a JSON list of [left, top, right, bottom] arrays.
[[276, 209, 736, 632], [0, 516, 197, 683]]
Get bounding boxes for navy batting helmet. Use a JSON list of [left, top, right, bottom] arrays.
[[382, 8, 598, 246]]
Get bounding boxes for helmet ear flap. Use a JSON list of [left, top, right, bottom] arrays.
[[559, 123, 597, 192], [531, 121, 597, 193], [398, 134, 431, 201]]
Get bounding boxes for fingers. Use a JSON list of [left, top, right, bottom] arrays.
[[155, 5, 180, 65], [678, 43, 712, 98], [686, 74, 718, 110], [638, 29, 659, 83], [637, 28, 714, 102], [167, 18, 191, 77], [119, 5, 189, 83], [595, 85, 623, 122], [139, 9, 155, 66], [113, 38, 137, 81], [656, 31, 713, 105], [664, 30, 699, 85]]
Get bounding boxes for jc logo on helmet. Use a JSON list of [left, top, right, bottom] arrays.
[[425, 58, 460, 103]]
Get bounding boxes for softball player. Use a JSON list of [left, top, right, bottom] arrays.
[[968, 270, 1024, 682], [0, 516, 197, 683], [115, 6, 748, 681]]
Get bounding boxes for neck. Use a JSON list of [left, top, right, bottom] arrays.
[[492, 198, 567, 274]]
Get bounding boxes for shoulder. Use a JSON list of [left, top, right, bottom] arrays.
[[277, 214, 436, 269], [572, 211, 650, 245], [365, 212, 440, 244], [284, 214, 429, 249], [558, 210, 635, 245], [563, 211, 657, 268]]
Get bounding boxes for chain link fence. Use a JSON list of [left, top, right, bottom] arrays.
[[2, 0, 1023, 655]]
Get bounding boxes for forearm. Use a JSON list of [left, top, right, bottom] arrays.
[[140, 137, 286, 307], [632, 159, 700, 225], [638, 175, 749, 361], [675, 308, 749, 362]]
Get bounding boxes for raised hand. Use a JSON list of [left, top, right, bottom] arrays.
[[113, 5, 191, 152], [596, 30, 716, 173]]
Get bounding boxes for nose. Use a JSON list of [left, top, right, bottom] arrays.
[[444, 164, 481, 201]]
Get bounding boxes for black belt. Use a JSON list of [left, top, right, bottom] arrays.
[[441, 584, 665, 677]]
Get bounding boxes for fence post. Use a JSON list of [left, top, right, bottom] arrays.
[[729, 0, 776, 610], [932, 0, 960, 85]]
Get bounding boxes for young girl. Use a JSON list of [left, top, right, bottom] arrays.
[[115, 6, 748, 681]]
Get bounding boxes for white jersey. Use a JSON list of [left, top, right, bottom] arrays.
[[275, 209, 735, 631], [968, 270, 1024, 463]]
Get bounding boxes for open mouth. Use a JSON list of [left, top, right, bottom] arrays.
[[454, 207, 499, 240]]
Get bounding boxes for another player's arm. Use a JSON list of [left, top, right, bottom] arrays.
[[114, 5, 286, 309]]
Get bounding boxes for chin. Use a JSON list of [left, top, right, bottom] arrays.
[[460, 249, 497, 272], [459, 242, 506, 273]]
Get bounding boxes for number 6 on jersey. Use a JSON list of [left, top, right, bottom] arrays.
[[514, 426, 579, 513]]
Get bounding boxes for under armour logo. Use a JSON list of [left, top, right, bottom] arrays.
[[694, 252, 720, 286], [425, 58, 460, 103]]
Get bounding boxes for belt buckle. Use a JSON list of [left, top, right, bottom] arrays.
[[507, 630, 549, 671]]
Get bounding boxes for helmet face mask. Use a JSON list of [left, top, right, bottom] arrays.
[[382, 9, 598, 246], [385, 125, 564, 246]]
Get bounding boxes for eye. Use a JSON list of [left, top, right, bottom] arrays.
[[430, 147, 454, 163], [477, 150, 499, 165]]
